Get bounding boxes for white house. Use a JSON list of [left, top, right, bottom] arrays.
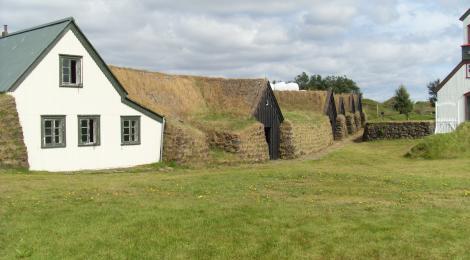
[[436, 9, 470, 133], [0, 18, 165, 171]]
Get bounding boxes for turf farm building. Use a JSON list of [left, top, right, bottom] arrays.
[[111, 67, 284, 162], [0, 18, 164, 171], [435, 8, 470, 133]]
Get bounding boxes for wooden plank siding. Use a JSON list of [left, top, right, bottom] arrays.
[[253, 83, 284, 160], [325, 91, 338, 136]]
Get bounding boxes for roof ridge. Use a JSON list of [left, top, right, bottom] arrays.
[[0, 17, 74, 39]]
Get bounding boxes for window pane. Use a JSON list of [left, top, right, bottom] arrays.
[[45, 136, 52, 144], [45, 120, 52, 128], [71, 60, 77, 84], [131, 120, 136, 127], [54, 120, 60, 128], [123, 127, 129, 135], [89, 119, 95, 142], [55, 136, 60, 144], [81, 135, 88, 143], [45, 128, 52, 135], [81, 127, 88, 135], [124, 135, 130, 142], [81, 120, 88, 127], [123, 120, 129, 127], [76, 60, 81, 84]]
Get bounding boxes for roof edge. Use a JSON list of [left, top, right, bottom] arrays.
[[436, 61, 467, 92], [1, 17, 74, 39], [460, 8, 470, 21]]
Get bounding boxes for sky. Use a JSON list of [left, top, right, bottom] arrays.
[[1, 0, 468, 101]]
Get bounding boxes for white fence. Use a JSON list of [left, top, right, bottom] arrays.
[[435, 120, 458, 134]]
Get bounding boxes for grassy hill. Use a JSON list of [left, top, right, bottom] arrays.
[[407, 122, 470, 159], [362, 98, 434, 121]]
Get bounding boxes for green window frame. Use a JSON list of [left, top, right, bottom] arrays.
[[121, 116, 141, 145], [59, 54, 83, 87], [78, 115, 100, 146], [41, 115, 66, 148]]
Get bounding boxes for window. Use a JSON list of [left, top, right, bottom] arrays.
[[467, 64, 470, 79], [468, 25, 470, 44], [78, 116, 100, 146], [121, 116, 140, 145], [41, 116, 66, 148], [60, 55, 82, 87]]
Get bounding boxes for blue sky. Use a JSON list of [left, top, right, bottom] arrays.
[[1, 0, 467, 101]]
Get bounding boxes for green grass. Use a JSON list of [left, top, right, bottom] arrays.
[[3, 140, 470, 258], [363, 98, 434, 122], [407, 122, 470, 159]]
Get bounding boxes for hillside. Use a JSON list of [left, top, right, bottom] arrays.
[[362, 98, 434, 121]]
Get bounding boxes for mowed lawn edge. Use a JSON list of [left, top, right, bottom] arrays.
[[2, 140, 470, 259]]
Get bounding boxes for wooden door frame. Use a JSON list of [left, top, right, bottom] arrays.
[[465, 92, 470, 120]]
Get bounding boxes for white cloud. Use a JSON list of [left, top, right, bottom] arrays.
[[0, 0, 467, 101]]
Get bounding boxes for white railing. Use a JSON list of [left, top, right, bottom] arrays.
[[435, 120, 458, 134]]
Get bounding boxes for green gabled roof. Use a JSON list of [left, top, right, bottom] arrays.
[[0, 18, 73, 92], [0, 17, 163, 122]]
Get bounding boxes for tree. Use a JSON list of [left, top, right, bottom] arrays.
[[427, 79, 440, 107], [392, 85, 414, 119], [293, 72, 361, 93], [294, 72, 309, 90]]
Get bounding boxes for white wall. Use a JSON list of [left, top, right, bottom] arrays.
[[11, 29, 163, 171], [436, 64, 470, 133]]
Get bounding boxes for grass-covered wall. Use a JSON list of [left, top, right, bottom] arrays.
[[274, 91, 334, 158], [0, 94, 28, 169]]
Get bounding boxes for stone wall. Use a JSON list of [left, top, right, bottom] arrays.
[[345, 113, 357, 134], [163, 120, 209, 164], [363, 121, 435, 141], [334, 115, 348, 141], [0, 94, 29, 169], [279, 117, 333, 159]]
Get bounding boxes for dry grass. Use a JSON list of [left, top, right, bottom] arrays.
[[274, 91, 328, 114], [111, 66, 266, 130]]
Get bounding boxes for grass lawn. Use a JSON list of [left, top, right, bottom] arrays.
[[2, 140, 470, 258]]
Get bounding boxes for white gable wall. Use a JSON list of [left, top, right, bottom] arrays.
[[436, 64, 470, 133], [11, 29, 163, 171]]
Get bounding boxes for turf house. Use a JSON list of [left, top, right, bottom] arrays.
[[435, 8, 470, 133], [273, 90, 337, 159], [0, 18, 164, 171], [111, 66, 285, 163]]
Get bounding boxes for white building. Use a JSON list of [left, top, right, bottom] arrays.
[[271, 82, 300, 91], [436, 9, 470, 133], [0, 18, 165, 171]]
